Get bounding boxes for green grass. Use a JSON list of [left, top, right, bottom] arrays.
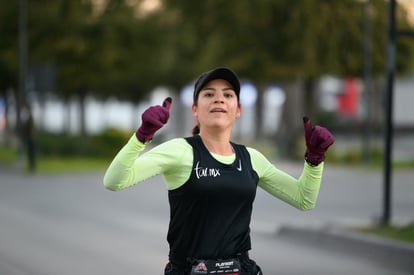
[[34, 157, 110, 174], [356, 223, 414, 244], [1, 146, 111, 173], [0, 146, 18, 163]]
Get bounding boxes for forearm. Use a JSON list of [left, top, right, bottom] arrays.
[[103, 135, 147, 191], [295, 162, 324, 209], [258, 161, 324, 210], [103, 136, 192, 191]]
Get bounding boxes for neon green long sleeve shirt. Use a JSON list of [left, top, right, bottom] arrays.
[[103, 135, 324, 210]]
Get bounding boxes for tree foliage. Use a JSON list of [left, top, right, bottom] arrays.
[[159, 0, 413, 81], [0, 2, 19, 93], [0, 0, 413, 135]]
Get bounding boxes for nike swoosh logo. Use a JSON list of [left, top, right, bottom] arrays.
[[236, 160, 242, 171]]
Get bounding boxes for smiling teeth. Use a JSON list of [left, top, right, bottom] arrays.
[[211, 108, 225, 112]]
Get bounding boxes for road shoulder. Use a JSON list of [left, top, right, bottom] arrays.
[[277, 224, 414, 274]]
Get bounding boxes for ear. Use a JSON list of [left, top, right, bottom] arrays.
[[192, 104, 198, 118], [236, 104, 241, 119]]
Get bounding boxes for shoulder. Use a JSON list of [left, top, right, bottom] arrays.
[[141, 138, 193, 167], [228, 142, 268, 161], [246, 147, 268, 160], [245, 147, 274, 174], [151, 137, 192, 152]]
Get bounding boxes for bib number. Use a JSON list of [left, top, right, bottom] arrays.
[[191, 258, 241, 275]]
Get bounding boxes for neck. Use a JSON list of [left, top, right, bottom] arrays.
[[199, 131, 233, 156]]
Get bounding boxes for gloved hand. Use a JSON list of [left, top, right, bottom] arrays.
[[136, 97, 172, 143], [303, 117, 334, 166]]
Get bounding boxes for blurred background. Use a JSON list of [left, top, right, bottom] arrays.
[[1, 0, 414, 170], [1, 1, 414, 274]]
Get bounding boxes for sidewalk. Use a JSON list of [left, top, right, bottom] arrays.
[[277, 224, 414, 274]]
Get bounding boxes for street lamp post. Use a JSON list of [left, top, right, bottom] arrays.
[[361, 0, 372, 164], [382, 0, 414, 226], [18, 0, 28, 131]]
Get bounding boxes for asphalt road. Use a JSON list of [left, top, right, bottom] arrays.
[[0, 162, 413, 275]]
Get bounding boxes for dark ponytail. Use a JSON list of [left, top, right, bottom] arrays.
[[192, 123, 200, 135]]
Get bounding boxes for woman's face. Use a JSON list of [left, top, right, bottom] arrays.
[[192, 79, 241, 132]]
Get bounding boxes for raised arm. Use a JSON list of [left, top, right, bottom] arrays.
[[103, 97, 173, 191], [253, 117, 334, 210]]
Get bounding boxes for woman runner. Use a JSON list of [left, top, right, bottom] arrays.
[[103, 67, 335, 275]]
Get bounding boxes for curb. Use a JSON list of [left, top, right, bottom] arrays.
[[277, 225, 414, 274]]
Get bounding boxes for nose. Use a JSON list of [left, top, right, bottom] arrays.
[[214, 92, 225, 103]]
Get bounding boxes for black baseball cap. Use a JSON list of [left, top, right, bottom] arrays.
[[193, 67, 240, 103]]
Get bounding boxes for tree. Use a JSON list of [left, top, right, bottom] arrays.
[[27, 0, 167, 135], [1, 0, 413, 142], [0, 2, 19, 142], [155, 0, 414, 157]]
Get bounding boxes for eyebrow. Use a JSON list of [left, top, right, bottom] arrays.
[[201, 86, 235, 92]]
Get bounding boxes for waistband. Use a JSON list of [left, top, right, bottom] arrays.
[[187, 251, 249, 263], [169, 251, 250, 271]]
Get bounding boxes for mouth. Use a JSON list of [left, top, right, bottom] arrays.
[[210, 108, 227, 113]]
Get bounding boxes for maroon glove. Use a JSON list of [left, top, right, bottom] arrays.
[[136, 97, 172, 143], [303, 117, 334, 166]]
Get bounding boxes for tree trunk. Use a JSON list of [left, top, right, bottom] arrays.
[[255, 83, 265, 141], [78, 93, 87, 136], [303, 77, 316, 118], [2, 89, 13, 145], [277, 78, 304, 159], [62, 95, 71, 134]]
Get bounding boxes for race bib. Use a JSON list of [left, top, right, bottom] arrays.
[[191, 258, 241, 275]]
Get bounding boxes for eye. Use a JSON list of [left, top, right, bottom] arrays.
[[224, 92, 234, 98], [204, 92, 214, 97]]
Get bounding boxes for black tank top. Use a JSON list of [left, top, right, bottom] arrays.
[[167, 135, 259, 267]]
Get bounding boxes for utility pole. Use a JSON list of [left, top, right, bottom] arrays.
[[382, 0, 414, 226], [18, 0, 28, 132], [362, 0, 372, 164]]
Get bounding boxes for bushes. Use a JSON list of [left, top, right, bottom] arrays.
[[0, 145, 18, 163], [36, 128, 131, 158]]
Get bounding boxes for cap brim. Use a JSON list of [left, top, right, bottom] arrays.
[[193, 67, 240, 102]]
